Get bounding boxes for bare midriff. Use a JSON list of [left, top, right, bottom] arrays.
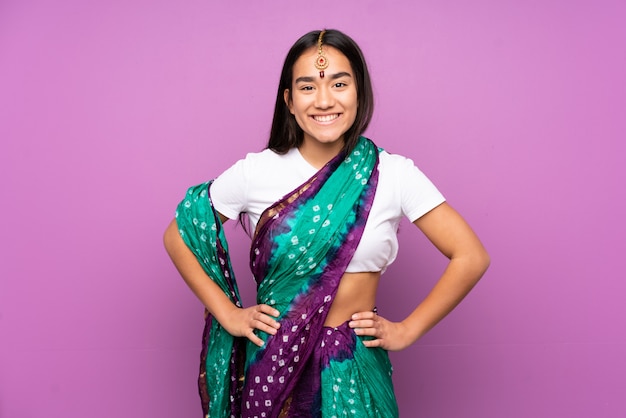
[[324, 271, 381, 327]]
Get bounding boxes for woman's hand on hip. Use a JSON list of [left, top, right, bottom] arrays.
[[349, 310, 412, 351], [222, 304, 281, 347]]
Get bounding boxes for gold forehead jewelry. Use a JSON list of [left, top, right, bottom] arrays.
[[314, 30, 329, 78]]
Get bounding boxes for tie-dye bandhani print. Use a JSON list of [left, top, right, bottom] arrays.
[[176, 137, 398, 417]]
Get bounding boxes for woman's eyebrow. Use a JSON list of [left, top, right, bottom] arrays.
[[295, 76, 316, 84], [294, 72, 353, 84], [329, 71, 352, 80]]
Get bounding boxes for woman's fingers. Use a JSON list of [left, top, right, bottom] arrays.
[[256, 304, 281, 325], [256, 303, 280, 318], [349, 320, 377, 332], [349, 310, 378, 332], [243, 304, 281, 346], [253, 305, 281, 332], [247, 330, 266, 347], [251, 316, 280, 335]]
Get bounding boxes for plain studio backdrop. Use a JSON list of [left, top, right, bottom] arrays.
[[1, 1, 624, 417]]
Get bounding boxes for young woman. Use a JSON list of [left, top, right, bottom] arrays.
[[164, 29, 489, 418]]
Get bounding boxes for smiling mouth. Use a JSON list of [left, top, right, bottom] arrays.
[[312, 114, 340, 123]]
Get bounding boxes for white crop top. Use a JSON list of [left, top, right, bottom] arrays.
[[210, 147, 445, 273]]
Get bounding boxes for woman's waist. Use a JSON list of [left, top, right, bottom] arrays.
[[325, 271, 380, 327]]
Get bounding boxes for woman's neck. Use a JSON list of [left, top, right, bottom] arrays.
[[298, 139, 344, 169]]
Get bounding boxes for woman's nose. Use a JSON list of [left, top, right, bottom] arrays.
[[315, 86, 334, 109]]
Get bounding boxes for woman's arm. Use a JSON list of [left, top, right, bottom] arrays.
[[163, 218, 280, 346], [349, 202, 490, 350]]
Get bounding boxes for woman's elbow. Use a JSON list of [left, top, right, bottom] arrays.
[[163, 219, 180, 254], [474, 246, 491, 278]]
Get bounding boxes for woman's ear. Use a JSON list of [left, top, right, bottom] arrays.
[[284, 89, 294, 114]]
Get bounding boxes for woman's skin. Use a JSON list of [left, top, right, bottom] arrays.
[[164, 45, 490, 351]]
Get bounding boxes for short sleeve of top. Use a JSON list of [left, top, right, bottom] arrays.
[[210, 147, 445, 274]]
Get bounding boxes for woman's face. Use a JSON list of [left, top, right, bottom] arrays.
[[284, 46, 358, 149]]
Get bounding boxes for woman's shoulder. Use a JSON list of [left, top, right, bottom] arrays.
[[375, 145, 445, 219], [377, 148, 423, 174], [237, 147, 279, 162], [223, 147, 310, 186], [237, 147, 299, 167]]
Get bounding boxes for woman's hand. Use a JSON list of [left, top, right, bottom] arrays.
[[349, 311, 412, 351], [222, 304, 281, 347]]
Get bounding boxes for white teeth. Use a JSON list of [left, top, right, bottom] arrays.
[[313, 114, 339, 122]]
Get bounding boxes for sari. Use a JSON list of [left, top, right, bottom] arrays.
[[176, 137, 398, 417]]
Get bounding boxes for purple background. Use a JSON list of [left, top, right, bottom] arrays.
[[1, 0, 625, 417]]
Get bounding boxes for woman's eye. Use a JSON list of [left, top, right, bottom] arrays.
[[334, 82, 347, 88], [300, 86, 314, 91]]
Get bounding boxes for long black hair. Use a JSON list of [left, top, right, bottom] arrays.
[[267, 29, 374, 154]]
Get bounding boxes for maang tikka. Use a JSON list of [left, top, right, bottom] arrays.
[[314, 30, 329, 78]]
